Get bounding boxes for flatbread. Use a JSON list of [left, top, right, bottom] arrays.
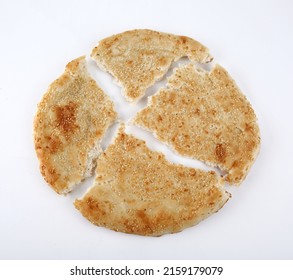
[[91, 29, 212, 102], [74, 127, 230, 236], [133, 64, 260, 185], [34, 56, 117, 194]]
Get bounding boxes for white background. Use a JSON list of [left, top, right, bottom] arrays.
[[0, 0, 293, 260]]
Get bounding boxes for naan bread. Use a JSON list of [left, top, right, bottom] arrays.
[[34, 56, 117, 194], [134, 64, 260, 185], [74, 127, 230, 236], [91, 29, 212, 102]]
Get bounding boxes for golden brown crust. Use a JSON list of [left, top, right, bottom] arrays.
[[34, 56, 117, 194], [74, 128, 230, 236], [134, 64, 260, 185], [91, 29, 212, 102]]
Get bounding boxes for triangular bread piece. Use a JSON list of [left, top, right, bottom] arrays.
[[133, 64, 260, 185], [91, 29, 212, 102], [34, 56, 117, 194], [74, 127, 230, 236]]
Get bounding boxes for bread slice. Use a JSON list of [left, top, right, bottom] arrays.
[[34, 56, 117, 194], [74, 126, 230, 236], [91, 29, 212, 102], [133, 64, 260, 185]]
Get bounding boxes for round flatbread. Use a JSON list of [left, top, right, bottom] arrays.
[[34, 29, 260, 236]]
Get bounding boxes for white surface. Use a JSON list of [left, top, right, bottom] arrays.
[[0, 0, 292, 260]]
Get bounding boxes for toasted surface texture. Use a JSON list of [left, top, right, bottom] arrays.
[[134, 64, 260, 185], [91, 29, 212, 102], [34, 56, 117, 194], [74, 128, 230, 236]]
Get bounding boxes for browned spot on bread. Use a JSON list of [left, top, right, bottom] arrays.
[[44, 135, 62, 153], [231, 160, 240, 168], [245, 123, 254, 132], [215, 143, 226, 162], [55, 102, 79, 136], [128, 89, 139, 99], [158, 56, 168, 66], [207, 187, 220, 204], [189, 169, 197, 177], [179, 36, 188, 44], [123, 219, 135, 233], [136, 209, 152, 230], [86, 197, 106, 216], [40, 163, 60, 187], [86, 197, 96, 210]]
